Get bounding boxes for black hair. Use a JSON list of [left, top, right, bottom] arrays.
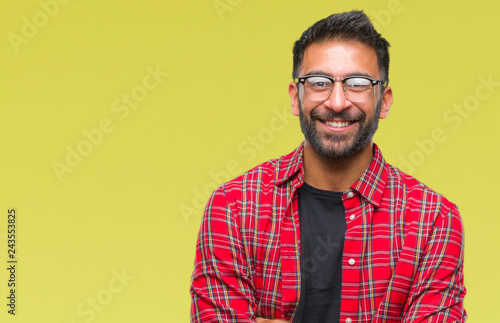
[[292, 10, 390, 83]]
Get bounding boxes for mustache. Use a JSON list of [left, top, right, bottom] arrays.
[[310, 109, 366, 122]]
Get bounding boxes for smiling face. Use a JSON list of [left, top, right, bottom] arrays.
[[289, 40, 393, 160]]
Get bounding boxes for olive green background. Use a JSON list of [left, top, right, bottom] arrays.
[[0, 0, 497, 322]]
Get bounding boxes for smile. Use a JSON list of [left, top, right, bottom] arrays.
[[323, 120, 352, 128]]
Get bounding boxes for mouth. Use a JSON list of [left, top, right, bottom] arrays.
[[323, 120, 354, 128], [309, 109, 364, 133], [320, 118, 358, 132]]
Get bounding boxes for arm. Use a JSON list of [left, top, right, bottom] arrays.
[[403, 205, 467, 322], [190, 186, 257, 323]]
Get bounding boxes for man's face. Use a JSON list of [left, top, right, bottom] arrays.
[[289, 40, 393, 159]]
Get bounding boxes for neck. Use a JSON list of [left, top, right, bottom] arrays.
[[302, 142, 374, 192]]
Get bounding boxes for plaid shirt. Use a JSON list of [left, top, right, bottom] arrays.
[[190, 143, 466, 323]]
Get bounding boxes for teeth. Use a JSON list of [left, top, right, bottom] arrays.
[[324, 121, 351, 128]]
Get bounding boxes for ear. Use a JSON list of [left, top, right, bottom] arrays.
[[289, 82, 300, 116], [378, 86, 393, 119]]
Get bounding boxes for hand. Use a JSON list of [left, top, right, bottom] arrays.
[[256, 318, 289, 323]]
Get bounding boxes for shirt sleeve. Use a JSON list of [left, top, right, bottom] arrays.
[[190, 185, 257, 323], [402, 205, 467, 322]]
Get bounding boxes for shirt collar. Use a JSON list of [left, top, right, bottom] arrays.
[[275, 142, 304, 185], [274, 142, 388, 207], [351, 143, 388, 207]]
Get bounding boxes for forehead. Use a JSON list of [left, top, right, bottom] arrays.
[[300, 40, 379, 79]]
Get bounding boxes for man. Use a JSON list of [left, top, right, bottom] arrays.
[[190, 10, 466, 323]]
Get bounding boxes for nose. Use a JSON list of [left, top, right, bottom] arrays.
[[323, 81, 350, 112]]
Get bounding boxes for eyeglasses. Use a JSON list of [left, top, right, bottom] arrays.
[[297, 75, 387, 103]]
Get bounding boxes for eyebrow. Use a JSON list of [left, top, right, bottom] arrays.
[[302, 70, 374, 79]]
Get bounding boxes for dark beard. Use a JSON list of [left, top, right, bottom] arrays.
[[298, 100, 381, 159]]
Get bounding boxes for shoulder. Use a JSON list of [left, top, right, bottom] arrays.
[[210, 145, 303, 206], [384, 162, 460, 223], [227, 157, 280, 188], [216, 156, 279, 202], [220, 145, 303, 195]]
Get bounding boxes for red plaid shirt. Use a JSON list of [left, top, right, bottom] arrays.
[[190, 143, 466, 322]]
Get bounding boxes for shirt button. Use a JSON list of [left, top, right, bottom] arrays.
[[349, 214, 355, 221], [348, 258, 355, 266], [346, 191, 354, 198], [346, 318, 352, 323]]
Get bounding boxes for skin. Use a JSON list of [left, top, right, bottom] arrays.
[[255, 40, 393, 322]]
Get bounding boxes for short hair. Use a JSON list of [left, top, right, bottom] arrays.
[[292, 10, 391, 83]]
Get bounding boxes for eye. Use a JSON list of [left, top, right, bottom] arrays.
[[345, 78, 371, 91], [306, 77, 332, 89]]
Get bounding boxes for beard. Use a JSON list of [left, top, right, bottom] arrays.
[[298, 98, 382, 160]]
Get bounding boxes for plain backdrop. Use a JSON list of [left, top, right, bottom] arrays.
[[0, 1, 498, 322]]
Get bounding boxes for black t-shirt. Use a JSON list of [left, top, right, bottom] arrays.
[[293, 182, 347, 323]]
